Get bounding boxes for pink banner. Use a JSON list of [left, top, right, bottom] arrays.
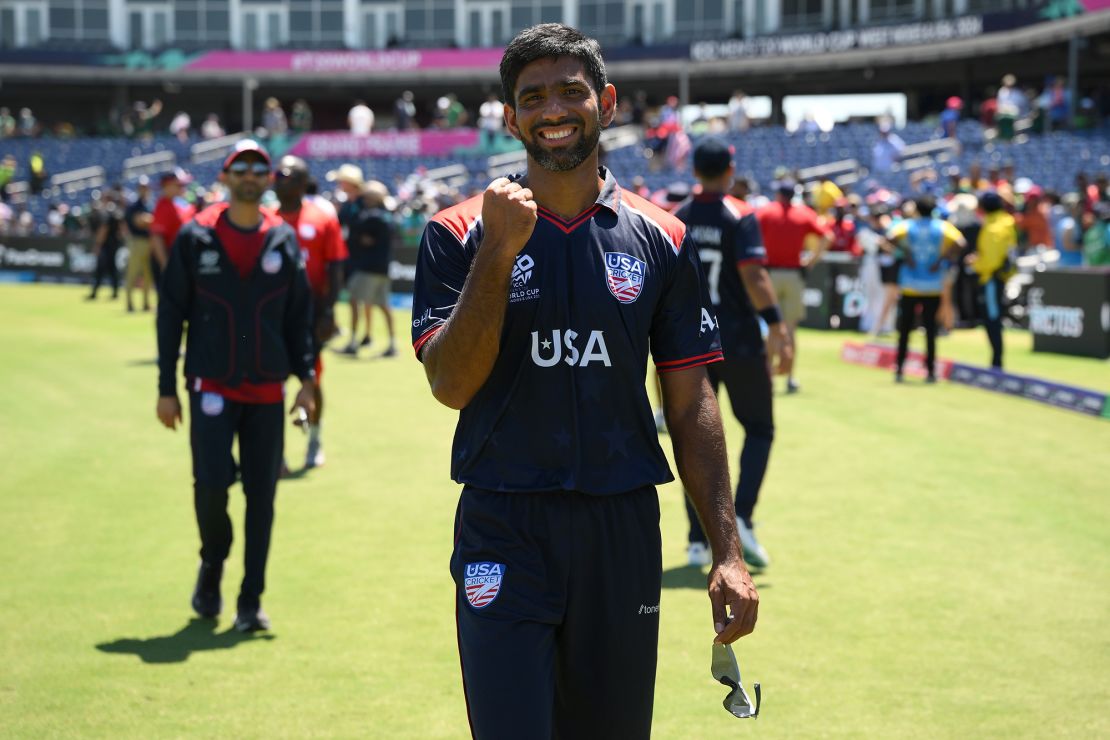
[[185, 48, 504, 73], [289, 129, 481, 159]]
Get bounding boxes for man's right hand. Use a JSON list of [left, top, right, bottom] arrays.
[[157, 395, 182, 430], [766, 324, 794, 376], [481, 177, 537, 256]]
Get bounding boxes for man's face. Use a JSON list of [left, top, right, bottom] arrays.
[[162, 180, 181, 198], [505, 56, 615, 174], [224, 153, 271, 204], [273, 161, 307, 201]]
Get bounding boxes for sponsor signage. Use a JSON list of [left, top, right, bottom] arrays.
[[184, 48, 503, 73], [840, 341, 953, 378], [0, 236, 98, 284], [288, 129, 480, 159], [948, 362, 1109, 419], [1028, 269, 1110, 359], [689, 5, 1074, 62], [802, 253, 868, 331]]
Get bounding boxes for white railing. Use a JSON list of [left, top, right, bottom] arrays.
[[122, 150, 176, 180], [50, 166, 106, 195], [191, 131, 250, 165]]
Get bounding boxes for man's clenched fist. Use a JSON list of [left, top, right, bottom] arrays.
[[481, 177, 537, 255]]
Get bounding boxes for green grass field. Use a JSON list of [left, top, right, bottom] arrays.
[[1, 283, 1107, 738]]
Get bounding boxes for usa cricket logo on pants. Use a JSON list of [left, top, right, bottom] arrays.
[[464, 562, 505, 609]]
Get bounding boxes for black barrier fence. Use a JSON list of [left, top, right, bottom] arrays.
[[800, 252, 868, 331], [1028, 268, 1110, 360], [0, 234, 422, 296]]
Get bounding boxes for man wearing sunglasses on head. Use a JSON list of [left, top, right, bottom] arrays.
[[156, 140, 316, 633], [267, 155, 348, 471]]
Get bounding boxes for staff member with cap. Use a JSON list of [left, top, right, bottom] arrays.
[[268, 155, 348, 469], [756, 177, 831, 393], [156, 140, 316, 632], [150, 168, 196, 287]]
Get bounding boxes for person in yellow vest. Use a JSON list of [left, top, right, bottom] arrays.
[[969, 192, 1017, 369]]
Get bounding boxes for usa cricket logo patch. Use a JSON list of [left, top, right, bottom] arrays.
[[603, 252, 646, 304], [463, 561, 505, 609]]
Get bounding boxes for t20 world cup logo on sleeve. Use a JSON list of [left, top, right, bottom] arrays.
[[604, 252, 646, 304]]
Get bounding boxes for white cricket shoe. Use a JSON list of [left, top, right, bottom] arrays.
[[686, 542, 711, 567], [737, 518, 770, 569]]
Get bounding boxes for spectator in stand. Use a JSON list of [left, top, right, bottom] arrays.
[[0, 155, 15, 202], [17, 108, 38, 137], [28, 152, 47, 195], [394, 91, 417, 130], [995, 75, 1022, 141], [979, 87, 998, 130], [169, 111, 191, 142], [123, 177, 155, 312], [660, 95, 679, 124], [813, 175, 844, 216], [1053, 192, 1083, 267], [201, 113, 225, 140], [1018, 186, 1051, 252], [1041, 76, 1071, 129], [434, 94, 467, 128], [290, 99, 313, 133], [0, 108, 15, 138], [971, 192, 1017, 369], [348, 99, 374, 136], [828, 200, 859, 255], [871, 120, 905, 180], [964, 161, 990, 193], [150, 169, 196, 286], [613, 97, 635, 126], [261, 98, 288, 138], [1082, 204, 1110, 266], [756, 178, 831, 393], [940, 97, 962, 139], [478, 92, 504, 148], [131, 99, 163, 139], [86, 191, 126, 302], [728, 90, 750, 132]]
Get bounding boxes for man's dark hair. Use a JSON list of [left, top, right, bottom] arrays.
[[913, 195, 936, 218], [500, 24, 607, 106]]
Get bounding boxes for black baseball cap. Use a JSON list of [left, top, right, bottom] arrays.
[[692, 138, 734, 177], [771, 178, 797, 195]]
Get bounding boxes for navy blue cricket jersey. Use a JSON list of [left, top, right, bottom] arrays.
[[412, 167, 722, 495], [674, 193, 767, 358]]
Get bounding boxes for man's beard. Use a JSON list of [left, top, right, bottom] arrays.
[[523, 116, 601, 173], [230, 182, 264, 204]]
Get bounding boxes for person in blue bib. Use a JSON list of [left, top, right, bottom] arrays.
[[411, 24, 758, 740], [886, 196, 966, 382]]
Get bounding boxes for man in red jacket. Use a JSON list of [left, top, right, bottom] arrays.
[[268, 155, 348, 470], [149, 169, 196, 288], [156, 141, 316, 632]]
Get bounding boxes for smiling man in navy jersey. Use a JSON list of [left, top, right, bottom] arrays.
[[675, 138, 793, 571], [411, 24, 758, 740]]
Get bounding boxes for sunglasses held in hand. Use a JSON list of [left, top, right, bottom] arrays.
[[711, 642, 761, 719]]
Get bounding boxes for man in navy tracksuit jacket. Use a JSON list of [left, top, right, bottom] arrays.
[[156, 141, 316, 633], [411, 25, 759, 739]]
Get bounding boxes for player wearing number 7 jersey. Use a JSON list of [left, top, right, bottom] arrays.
[[675, 137, 793, 570]]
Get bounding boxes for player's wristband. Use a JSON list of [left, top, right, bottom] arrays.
[[758, 306, 783, 326]]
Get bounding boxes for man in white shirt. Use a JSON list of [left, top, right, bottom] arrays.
[[348, 101, 374, 136]]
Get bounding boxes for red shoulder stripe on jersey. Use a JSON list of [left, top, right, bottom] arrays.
[[724, 194, 754, 217], [431, 196, 484, 244], [656, 351, 725, 374], [620, 190, 687, 254], [413, 324, 443, 358]]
